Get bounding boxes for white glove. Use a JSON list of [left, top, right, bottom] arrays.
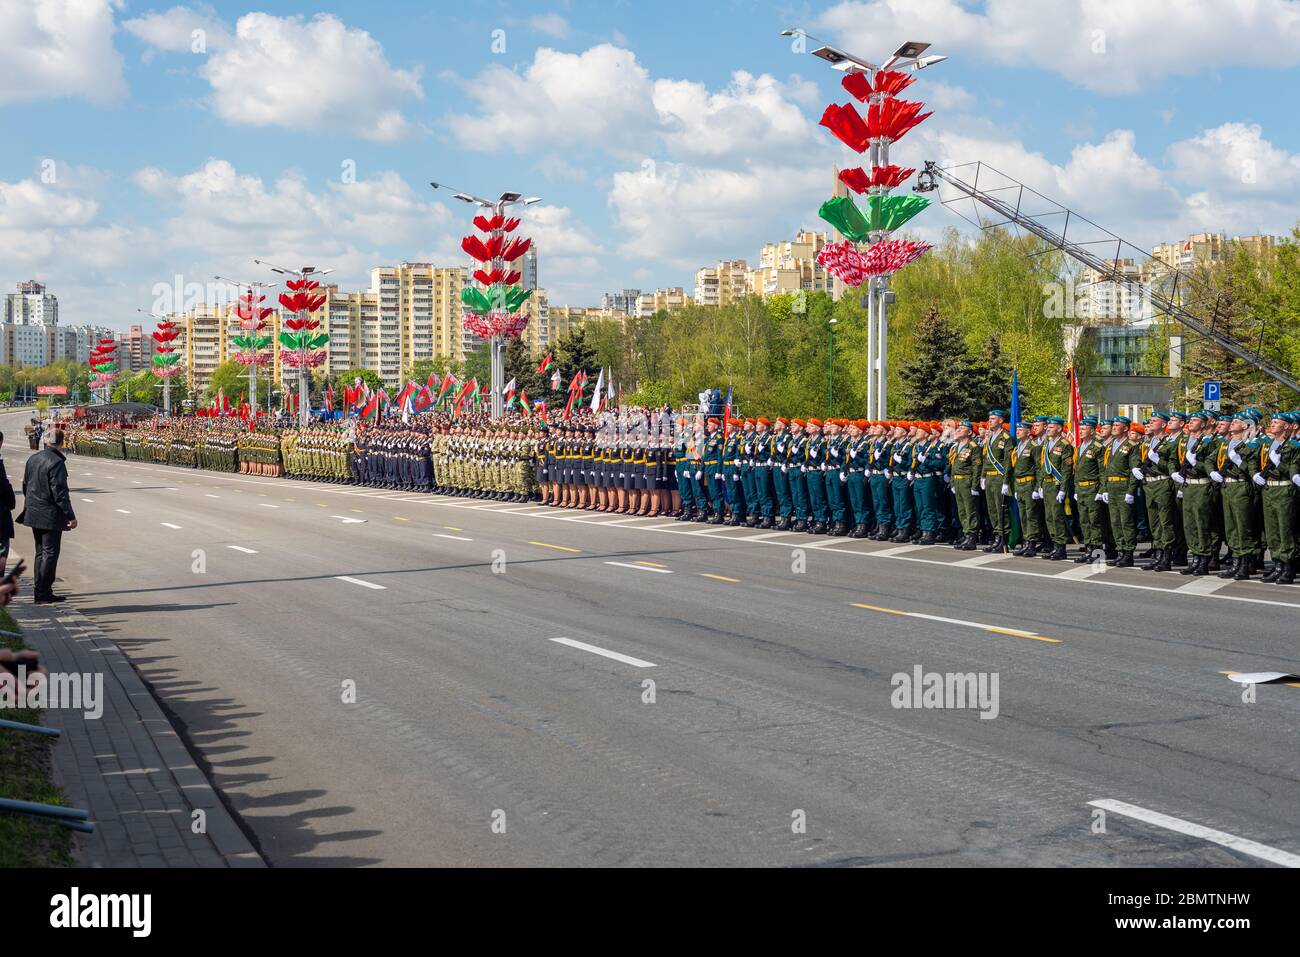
[[892, 454, 902, 463], [1124, 493, 1134, 505], [943, 475, 951, 484], [1102, 492, 1110, 504], [1094, 493, 1104, 502], [1210, 470, 1224, 483], [800, 465, 807, 474], [1131, 467, 1144, 481], [1000, 484, 1009, 495], [1270, 448, 1281, 465], [732, 473, 740, 481], [907, 471, 915, 481], [1252, 473, 1266, 487], [714, 473, 722, 482], [971, 488, 980, 496], [830, 447, 839, 457], [781, 465, 787, 474], [1228, 450, 1242, 466], [1171, 472, 1185, 484], [1056, 490, 1065, 503], [1293, 474, 1300, 487], [1177, 490, 1184, 499], [1147, 448, 1159, 463], [1186, 451, 1197, 465], [694, 471, 702, 479], [1031, 489, 1042, 500], [980, 478, 986, 490], [884, 469, 892, 479], [839, 473, 847, 483]]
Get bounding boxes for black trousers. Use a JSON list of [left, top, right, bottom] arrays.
[[32, 527, 63, 599]]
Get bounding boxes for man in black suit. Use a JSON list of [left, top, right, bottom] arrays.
[[19, 427, 77, 603]]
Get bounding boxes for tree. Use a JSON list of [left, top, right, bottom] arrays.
[[462, 342, 491, 387], [204, 360, 249, 405], [329, 367, 384, 399], [111, 370, 159, 405], [897, 308, 978, 419], [553, 326, 598, 397], [503, 337, 546, 400], [966, 335, 1019, 418], [409, 356, 459, 389]]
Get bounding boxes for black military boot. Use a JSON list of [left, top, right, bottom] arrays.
[[1262, 560, 1283, 583], [1141, 548, 1163, 571], [1218, 556, 1240, 579], [1276, 560, 1295, 584], [757, 515, 771, 529], [833, 520, 849, 537], [851, 523, 868, 539], [812, 521, 827, 535], [792, 519, 807, 532], [890, 527, 910, 543], [1072, 545, 1093, 563], [1233, 557, 1252, 581], [873, 524, 893, 541], [708, 511, 725, 525], [917, 530, 936, 545], [1116, 550, 1135, 567], [961, 533, 979, 551], [745, 514, 759, 528], [1152, 550, 1172, 572]]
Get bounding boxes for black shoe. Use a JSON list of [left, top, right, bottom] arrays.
[[1277, 560, 1295, 585], [1045, 544, 1067, 561], [1218, 557, 1239, 579], [792, 520, 807, 533], [1191, 556, 1211, 576], [1233, 557, 1252, 581], [1072, 546, 1093, 564], [759, 516, 773, 529], [918, 530, 936, 545], [1141, 548, 1163, 571], [1136, 548, 1155, 560], [34, 594, 66, 603], [1179, 555, 1200, 576], [873, 525, 893, 541], [1020, 541, 1039, 558], [890, 528, 910, 543], [1152, 550, 1172, 572], [708, 514, 725, 525], [745, 515, 759, 528], [1115, 550, 1134, 568], [1262, 561, 1282, 583], [833, 521, 849, 537]]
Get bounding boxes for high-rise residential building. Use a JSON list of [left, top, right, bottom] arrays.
[[118, 324, 158, 372], [1147, 232, 1285, 281], [5, 280, 59, 326], [1077, 258, 1146, 322], [751, 230, 834, 299], [634, 287, 693, 317], [520, 245, 538, 291], [0, 323, 49, 367], [64, 325, 116, 364], [694, 260, 750, 307], [601, 289, 641, 314]]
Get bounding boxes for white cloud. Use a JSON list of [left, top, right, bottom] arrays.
[[0, 0, 128, 105], [653, 71, 820, 160], [200, 13, 424, 141], [529, 13, 571, 39], [816, 0, 1300, 95], [609, 161, 829, 268], [1168, 122, 1300, 198], [124, 3, 230, 53], [449, 44, 657, 156]]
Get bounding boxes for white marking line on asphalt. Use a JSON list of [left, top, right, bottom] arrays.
[[433, 533, 473, 541], [160, 522, 182, 529], [745, 531, 799, 541], [331, 515, 366, 524], [258, 503, 279, 508], [871, 543, 929, 557], [604, 560, 672, 574], [336, 575, 386, 590], [115, 508, 131, 514], [850, 603, 1061, 644], [1087, 799, 1300, 868], [1175, 577, 1233, 595], [131, 480, 141, 484], [549, 636, 656, 669], [205, 494, 220, 498], [953, 553, 1011, 567], [228, 546, 258, 554], [1056, 561, 1109, 580], [80, 498, 93, 502]]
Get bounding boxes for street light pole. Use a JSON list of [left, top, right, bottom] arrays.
[[254, 260, 333, 427], [828, 317, 837, 416], [431, 182, 541, 421]]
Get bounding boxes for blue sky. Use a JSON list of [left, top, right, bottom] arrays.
[[3, 0, 1299, 329]]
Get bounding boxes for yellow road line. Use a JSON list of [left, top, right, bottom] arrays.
[[852, 603, 1061, 643], [636, 560, 668, 568], [351, 508, 364, 513], [851, 602, 908, 616], [700, 573, 740, 583], [394, 516, 409, 522], [444, 526, 463, 531], [529, 541, 580, 552]]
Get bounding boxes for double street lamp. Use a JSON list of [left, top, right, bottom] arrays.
[[782, 28, 945, 419], [215, 275, 277, 413], [431, 181, 541, 419], [254, 259, 334, 426]]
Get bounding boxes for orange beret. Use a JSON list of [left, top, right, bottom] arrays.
[[757, 417, 771, 426], [791, 418, 805, 427], [807, 418, 823, 427], [775, 416, 788, 425], [854, 418, 868, 430]]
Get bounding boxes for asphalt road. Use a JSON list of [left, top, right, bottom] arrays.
[[5, 410, 1298, 867]]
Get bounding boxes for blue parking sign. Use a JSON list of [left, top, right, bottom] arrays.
[[1203, 381, 1221, 403]]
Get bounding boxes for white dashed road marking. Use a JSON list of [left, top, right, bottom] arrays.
[[1088, 799, 1300, 868], [549, 637, 656, 669], [604, 561, 672, 574], [336, 575, 385, 590], [433, 533, 473, 541], [160, 522, 182, 529], [115, 508, 131, 514], [228, 546, 258, 554]]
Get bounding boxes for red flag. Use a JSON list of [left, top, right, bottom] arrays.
[[413, 385, 434, 413], [1066, 367, 1083, 446], [436, 372, 457, 405], [537, 352, 553, 375], [519, 388, 531, 416], [359, 392, 379, 422], [395, 380, 416, 408]]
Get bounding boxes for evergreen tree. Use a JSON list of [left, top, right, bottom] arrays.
[[897, 307, 976, 419], [967, 334, 1015, 418], [553, 326, 599, 397]]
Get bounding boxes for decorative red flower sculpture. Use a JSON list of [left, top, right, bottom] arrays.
[[459, 207, 534, 340]]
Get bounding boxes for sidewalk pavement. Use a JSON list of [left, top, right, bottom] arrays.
[[8, 597, 264, 868]]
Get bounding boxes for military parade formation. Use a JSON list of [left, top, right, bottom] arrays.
[[61, 400, 1300, 584]]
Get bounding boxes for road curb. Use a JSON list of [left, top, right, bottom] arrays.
[[8, 598, 265, 868]]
